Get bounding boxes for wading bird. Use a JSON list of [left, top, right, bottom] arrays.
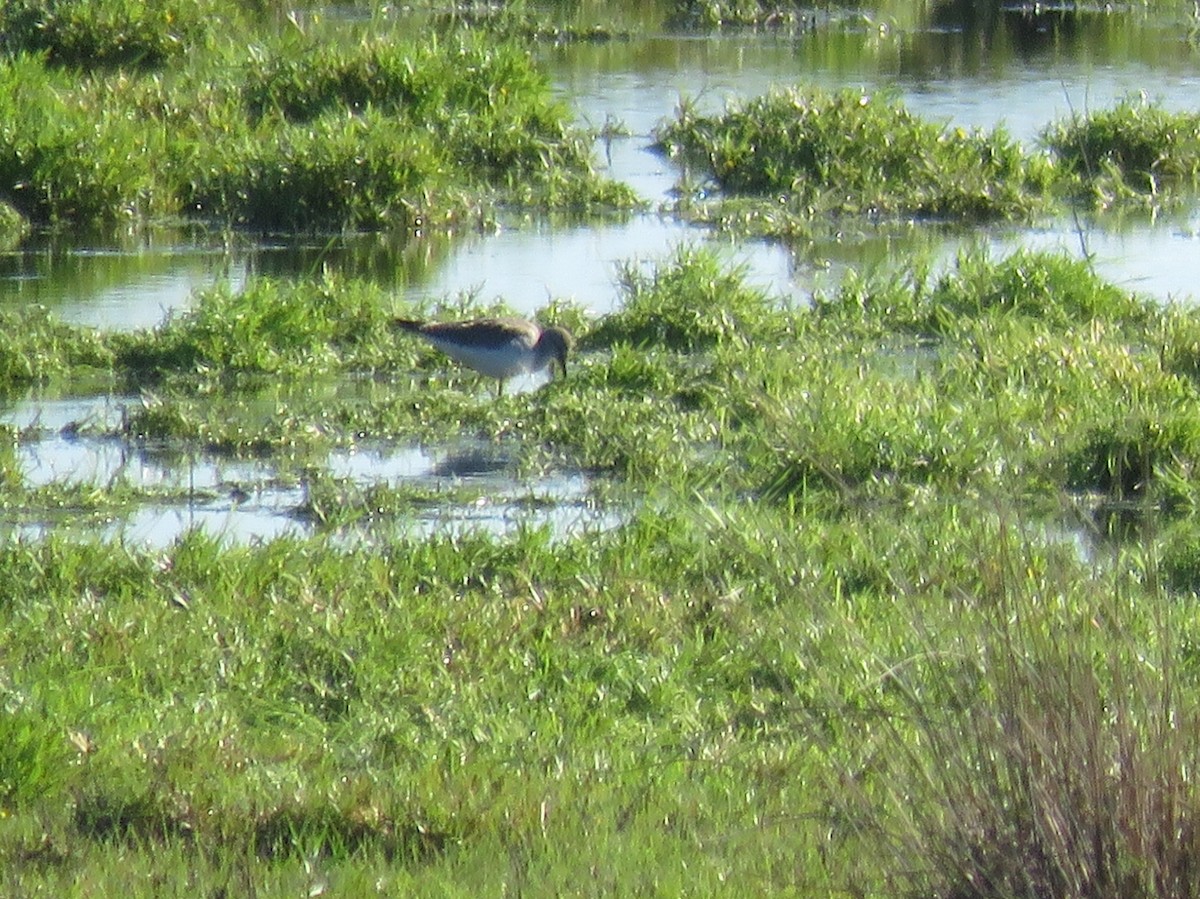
[[393, 316, 573, 396]]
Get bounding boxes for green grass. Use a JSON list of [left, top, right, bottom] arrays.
[[657, 86, 1056, 226], [2, 483, 1198, 895], [0, 304, 114, 389], [0, 0, 224, 69], [3, 244, 1198, 501], [1, 3, 1196, 235], [5, 7, 1200, 885], [4, 247, 1200, 895], [0, 19, 635, 230], [658, 87, 1200, 237], [1043, 95, 1200, 205]]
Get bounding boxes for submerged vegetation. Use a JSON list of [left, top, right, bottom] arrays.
[[6, 0, 1200, 896]]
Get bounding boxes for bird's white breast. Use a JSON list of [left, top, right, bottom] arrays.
[[429, 334, 538, 380]]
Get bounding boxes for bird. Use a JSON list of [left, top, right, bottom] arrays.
[[393, 316, 574, 396]]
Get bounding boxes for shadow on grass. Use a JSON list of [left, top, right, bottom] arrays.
[[72, 790, 456, 864]]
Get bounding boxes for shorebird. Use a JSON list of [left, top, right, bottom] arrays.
[[393, 316, 574, 396]]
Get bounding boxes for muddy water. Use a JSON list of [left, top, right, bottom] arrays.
[[3, 3, 1200, 544]]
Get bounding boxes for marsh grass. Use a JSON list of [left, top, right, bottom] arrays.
[[8, 3, 1200, 893], [752, 247, 1200, 516], [0, 22, 633, 230], [0, 524, 825, 891], [2, 8, 1194, 234], [7, 247, 1200, 893], [586, 244, 793, 351], [0, 305, 113, 388], [188, 109, 442, 232], [1044, 95, 1200, 205], [666, 0, 934, 30], [5, 244, 1200, 505], [660, 87, 1200, 236], [808, 515, 1200, 899], [657, 86, 1054, 226], [114, 276, 392, 381], [0, 0, 223, 69]]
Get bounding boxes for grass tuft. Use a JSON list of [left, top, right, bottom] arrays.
[[0, 707, 70, 807], [1044, 94, 1200, 203], [816, 527, 1200, 899], [0, 0, 220, 69], [657, 86, 1054, 224], [660, 87, 1200, 235], [586, 244, 790, 352]]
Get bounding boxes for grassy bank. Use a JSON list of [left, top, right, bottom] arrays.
[[4, 248, 1200, 894]]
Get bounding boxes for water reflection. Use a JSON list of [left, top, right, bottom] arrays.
[[0, 227, 464, 331], [0, 8, 1196, 329], [0, 391, 621, 546], [114, 498, 308, 547], [406, 213, 803, 315], [928, 1, 1188, 63], [0, 231, 240, 330], [3, 450, 620, 548], [2, 393, 132, 433], [554, 20, 1200, 145], [4, 2, 1200, 545]]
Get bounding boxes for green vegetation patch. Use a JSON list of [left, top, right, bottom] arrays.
[[2, 476, 1199, 895], [657, 86, 1054, 225], [8, 247, 1200, 893], [0, 27, 634, 230], [0, 0, 220, 68], [187, 108, 444, 232], [4, 245, 1197, 506], [586, 245, 794, 352], [1043, 94, 1200, 204], [659, 87, 1200, 235], [814, 247, 1152, 337], [114, 278, 374, 381], [0, 304, 113, 390]]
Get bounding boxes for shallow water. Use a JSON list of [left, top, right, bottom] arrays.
[[4, 2, 1200, 545], [2, 399, 619, 546]]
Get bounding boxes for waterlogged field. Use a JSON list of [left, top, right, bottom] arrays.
[[5, 1, 1200, 896]]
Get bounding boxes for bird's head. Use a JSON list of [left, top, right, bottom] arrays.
[[540, 326, 574, 378]]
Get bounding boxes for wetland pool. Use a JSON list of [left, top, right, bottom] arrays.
[[3, 392, 618, 547], [3, 2, 1200, 545]]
